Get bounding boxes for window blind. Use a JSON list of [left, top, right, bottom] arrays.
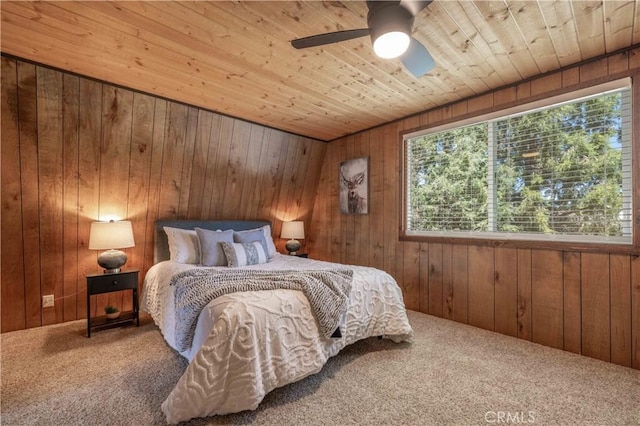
[[404, 82, 632, 244]]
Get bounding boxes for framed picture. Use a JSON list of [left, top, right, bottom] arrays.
[[339, 156, 369, 214]]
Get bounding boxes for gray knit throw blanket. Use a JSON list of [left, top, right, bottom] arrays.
[[171, 268, 354, 352]]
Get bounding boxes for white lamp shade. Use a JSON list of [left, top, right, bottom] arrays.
[[89, 220, 135, 250], [280, 221, 305, 240]]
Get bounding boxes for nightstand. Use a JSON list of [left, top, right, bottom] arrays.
[[86, 270, 140, 337], [293, 253, 309, 258]]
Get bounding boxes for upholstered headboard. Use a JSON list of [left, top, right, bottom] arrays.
[[154, 220, 271, 264]]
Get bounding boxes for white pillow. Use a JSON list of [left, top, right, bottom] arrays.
[[163, 226, 200, 264], [261, 225, 278, 258], [220, 241, 268, 267]]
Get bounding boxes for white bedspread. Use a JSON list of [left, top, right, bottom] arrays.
[[141, 254, 413, 424]]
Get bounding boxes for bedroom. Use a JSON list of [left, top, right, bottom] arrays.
[[1, 1, 639, 424]]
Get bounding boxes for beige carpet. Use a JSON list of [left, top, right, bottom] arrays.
[[1, 310, 638, 425]]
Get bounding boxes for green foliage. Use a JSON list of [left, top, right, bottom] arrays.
[[408, 123, 488, 231], [495, 94, 623, 236], [104, 305, 119, 314]]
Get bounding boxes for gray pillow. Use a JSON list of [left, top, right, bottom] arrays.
[[233, 228, 269, 256], [195, 228, 234, 266]]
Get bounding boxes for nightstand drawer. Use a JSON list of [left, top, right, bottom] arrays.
[[87, 272, 137, 294]]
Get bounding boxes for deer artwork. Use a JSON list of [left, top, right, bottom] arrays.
[[341, 168, 368, 214]]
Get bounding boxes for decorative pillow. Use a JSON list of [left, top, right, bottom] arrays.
[[220, 241, 268, 267], [163, 227, 200, 264], [233, 228, 269, 256], [195, 228, 234, 267]]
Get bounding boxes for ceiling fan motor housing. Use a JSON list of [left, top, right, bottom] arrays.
[[367, 1, 414, 45]]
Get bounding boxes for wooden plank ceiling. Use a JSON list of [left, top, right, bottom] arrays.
[[1, 1, 639, 141]]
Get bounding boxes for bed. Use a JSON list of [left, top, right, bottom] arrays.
[[141, 220, 414, 424]]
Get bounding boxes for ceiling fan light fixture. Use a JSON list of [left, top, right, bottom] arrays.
[[291, 1, 436, 76], [373, 31, 410, 59]]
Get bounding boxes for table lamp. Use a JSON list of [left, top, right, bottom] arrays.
[[89, 220, 135, 273], [281, 221, 304, 255]]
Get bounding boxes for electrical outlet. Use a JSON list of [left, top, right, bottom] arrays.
[[42, 295, 54, 308]]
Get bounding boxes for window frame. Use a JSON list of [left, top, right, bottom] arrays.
[[400, 77, 640, 255]]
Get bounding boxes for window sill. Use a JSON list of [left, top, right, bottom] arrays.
[[399, 234, 640, 256]]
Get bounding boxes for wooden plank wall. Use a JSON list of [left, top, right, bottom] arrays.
[[0, 57, 326, 332], [309, 48, 640, 370]]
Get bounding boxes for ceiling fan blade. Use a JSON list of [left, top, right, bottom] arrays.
[[400, 38, 435, 77], [400, 0, 433, 17], [291, 28, 371, 49]]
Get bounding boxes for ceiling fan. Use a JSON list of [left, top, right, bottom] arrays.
[[290, 0, 436, 78]]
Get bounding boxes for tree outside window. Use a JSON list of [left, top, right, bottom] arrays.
[[404, 82, 632, 245]]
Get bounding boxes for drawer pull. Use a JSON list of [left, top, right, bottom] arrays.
[[112, 280, 118, 285]]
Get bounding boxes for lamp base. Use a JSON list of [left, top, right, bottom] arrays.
[[97, 249, 127, 274], [285, 239, 301, 256]]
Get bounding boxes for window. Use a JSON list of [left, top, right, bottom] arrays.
[[403, 79, 633, 245]]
